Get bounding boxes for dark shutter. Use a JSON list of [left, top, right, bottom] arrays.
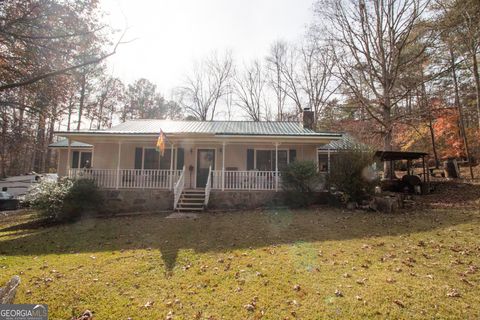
[[247, 149, 254, 170], [176, 148, 184, 169], [134, 148, 143, 169], [289, 149, 297, 163], [72, 151, 79, 168]]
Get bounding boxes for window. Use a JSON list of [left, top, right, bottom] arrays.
[[255, 150, 288, 171], [142, 148, 172, 169], [71, 151, 92, 168], [318, 153, 329, 172]]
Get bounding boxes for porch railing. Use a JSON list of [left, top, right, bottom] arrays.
[[68, 168, 182, 189], [204, 166, 212, 206], [211, 170, 281, 190], [173, 166, 186, 209]]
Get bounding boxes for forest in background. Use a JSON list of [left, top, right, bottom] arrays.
[[0, 0, 479, 177]]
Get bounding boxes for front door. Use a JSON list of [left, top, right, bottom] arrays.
[[196, 149, 215, 188]]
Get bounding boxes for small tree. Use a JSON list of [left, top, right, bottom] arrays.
[[282, 161, 322, 208], [327, 147, 377, 204]]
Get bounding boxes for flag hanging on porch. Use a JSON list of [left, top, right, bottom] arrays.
[[156, 129, 166, 156]]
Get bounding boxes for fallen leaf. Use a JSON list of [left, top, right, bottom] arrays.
[[446, 289, 461, 298], [393, 300, 405, 308]]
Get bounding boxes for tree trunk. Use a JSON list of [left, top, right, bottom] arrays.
[[472, 52, 480, 128], [450, 48, 474, 179], [77, 72, 86, 130]]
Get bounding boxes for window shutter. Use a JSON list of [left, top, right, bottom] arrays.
[[247, 149, 254, 170], [289, 149, 297, 163], [176, 148, 184, 169], [134, 148, 143, 169]]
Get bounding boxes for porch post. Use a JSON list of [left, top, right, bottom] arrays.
[[222, 141, 225, 191], [275, 142, 279, 191], [66, 138, 71, 176], [116, 141, 122, 189], [327, 147, 331, 174], [170, 143, 174, 190]]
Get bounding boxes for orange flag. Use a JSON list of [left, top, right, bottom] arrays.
[[156, 130, 166, 156]]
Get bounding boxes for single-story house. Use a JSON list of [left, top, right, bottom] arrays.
[[50, 110, 342, 211]]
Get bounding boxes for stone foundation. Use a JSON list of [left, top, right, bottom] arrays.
[[208, 190, 329, 210], [101, 189, 173, 213], [100, 189, 329, 213]]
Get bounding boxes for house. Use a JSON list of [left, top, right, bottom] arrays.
[[50, 109, 342, 212]]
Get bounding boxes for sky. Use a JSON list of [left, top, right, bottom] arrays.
[[100, 0, 315, 98]]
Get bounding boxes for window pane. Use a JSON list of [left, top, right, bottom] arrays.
[[144, 149, 159, 169], [256, 150, 272, 170], [72, 151, 79, 168], [318, 154, 329, 172], [159, 149, 172, 169], [80, 152, 92, 168], [278, 150, 288, 170]]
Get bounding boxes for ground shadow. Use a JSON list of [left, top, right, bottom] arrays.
[[1, 198, 478, 273]]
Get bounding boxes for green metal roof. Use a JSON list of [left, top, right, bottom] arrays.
[[56, 120, 341, 137], [48, 140, 93, 148], [318, 134, 369, 150]]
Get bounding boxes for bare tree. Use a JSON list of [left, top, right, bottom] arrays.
[[266, 41, 289, 120], [317, 0, 430, 152], [270, 40, 337, 124], [233, 60, 269, 121], [176, 51, 233, 120], [298, 39, 338, 123]]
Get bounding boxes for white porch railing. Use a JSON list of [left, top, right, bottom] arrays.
[[68, 168, 182, 189], [204, 166, 212, 206], [173, 166, 186, 209], [211, 170, 281, 190]]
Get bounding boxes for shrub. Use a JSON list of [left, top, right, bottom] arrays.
[[24, 178, 103, 222], [327, 146, 377, 204], [282, 161, 322, 208]]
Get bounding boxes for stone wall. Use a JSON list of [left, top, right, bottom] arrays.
[[101, 189, 173, 213]]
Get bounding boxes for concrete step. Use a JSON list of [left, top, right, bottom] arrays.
[[178, 199, 204, 204], [180, 194, 204, 198], [176, 207, 204, 211], [178, 202, 204, 207]]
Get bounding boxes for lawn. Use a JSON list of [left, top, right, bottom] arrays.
[[1, 183, 480, 319]]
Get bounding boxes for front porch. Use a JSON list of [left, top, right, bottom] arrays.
[[64, 140, 324, 211], [68, 168, 283, 191]]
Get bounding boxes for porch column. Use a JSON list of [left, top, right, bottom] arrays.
[[66, 138, 71, 176], [275, 142, 279, 191], [170, 143, 174, 190], [116, 141, 122, 189], [327, 148, 331, 174], [222, 141, 226, 191]]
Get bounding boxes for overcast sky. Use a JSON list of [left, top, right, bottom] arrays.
[[101, 0, 314, 98]]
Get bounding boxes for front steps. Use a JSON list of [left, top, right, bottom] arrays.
[[176, 189, 206, 212]]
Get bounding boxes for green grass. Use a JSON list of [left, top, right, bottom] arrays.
[[1, 192, 480, 319]]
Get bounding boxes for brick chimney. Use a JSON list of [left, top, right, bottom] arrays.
[[302, 108, 315, 130]]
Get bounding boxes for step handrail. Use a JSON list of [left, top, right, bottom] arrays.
[[204, 165, 212, 207], [173, 166, 186, 209]]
